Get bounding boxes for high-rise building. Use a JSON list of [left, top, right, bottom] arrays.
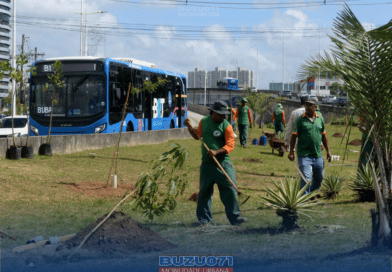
[[188, 67, 254, 89], [0, 0, 11, 100]]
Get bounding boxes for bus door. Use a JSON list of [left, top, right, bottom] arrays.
[[175, 78, 185, 128], [143, 72, 152, 131]]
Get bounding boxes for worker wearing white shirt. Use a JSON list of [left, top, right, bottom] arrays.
[[284, 96, 307, 151]]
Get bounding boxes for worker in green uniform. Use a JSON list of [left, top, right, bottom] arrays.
[[316, 105, 323, 119], [272, 103, 286, 134], [184, 100, 247, 226], [234, 98, 252, 148]]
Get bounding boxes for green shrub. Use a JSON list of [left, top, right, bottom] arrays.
[[350, 162, 377, 202], [266, 123, 274, 129], [321, 175, 344, 199]]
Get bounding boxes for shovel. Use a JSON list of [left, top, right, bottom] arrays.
[[200, 139, 250, 206]]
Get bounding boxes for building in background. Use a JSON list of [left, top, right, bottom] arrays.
[[188, 67, 254, 89], [0, 0, 11, 106], [269, 82, 295, 92]]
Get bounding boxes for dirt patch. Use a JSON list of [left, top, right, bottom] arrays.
[[242, 158, 261, 163], [333, 133, 345, 138], [60, 181, 135, 199], [65, 212, 177, 255], [189, 192, 198, 202], [348, 139, 362, 146]]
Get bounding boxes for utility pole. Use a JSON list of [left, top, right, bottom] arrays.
[[80, 0, 83, 56], [74, 0, 107, 56], [11, 0, 16, 116], [318, 35, 320, 96], [256, 41, 259, 90], [204, 68, 207, 106], [20, 34, 25, 104], [282, 32, 285, 92]]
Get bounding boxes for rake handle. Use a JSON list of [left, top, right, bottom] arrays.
[[200, 139, 239, 192], [292, 160, 309, 184]]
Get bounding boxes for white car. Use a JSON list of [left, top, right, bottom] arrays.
[[0, 115, 29, 138], [308, 95, 318, 102], [322, 95, 336, 104]]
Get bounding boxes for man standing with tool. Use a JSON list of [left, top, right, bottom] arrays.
[[288, 97, 332, 195], [184, 100, 247, 226], [272, 103, 286, 134], [234, 98, 252, 148]]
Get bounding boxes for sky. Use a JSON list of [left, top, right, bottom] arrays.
[[13, 0, 392, 89]]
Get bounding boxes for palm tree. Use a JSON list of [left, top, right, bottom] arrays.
[[300, 5, 392, 249]]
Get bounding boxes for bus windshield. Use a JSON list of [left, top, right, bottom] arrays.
[[31, 75, 106, 117]]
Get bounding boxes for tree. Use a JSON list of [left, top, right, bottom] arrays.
[[329, 82, 341, 95], [43, 60, 64, 146], [244, 89, 283, 128], [0, 55, 36, 147], [300, 5, 392, 249]]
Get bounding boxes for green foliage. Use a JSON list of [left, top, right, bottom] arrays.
[[350, 163, 377, 202], [259, 177, 320, 218], [329, 114, 360, 126], [131, 77, 167, 96], [43, 60, 64, 145], [321, 175, 345, 199], [0, 54, 36, 146], [130, 143, 189, 220], [275, 131, 285, 140], [244, 89, 283, 127], [266, 123, 274, 129]]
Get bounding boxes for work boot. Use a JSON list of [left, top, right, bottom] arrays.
[[231, 217, 247, 226]]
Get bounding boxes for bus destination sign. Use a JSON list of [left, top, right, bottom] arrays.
[[36, 62, 104, 73]]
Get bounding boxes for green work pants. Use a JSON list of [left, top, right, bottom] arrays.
[[197, 161, 241, 225], [274, 122, 284, 134], [238, 124, 248, 146]]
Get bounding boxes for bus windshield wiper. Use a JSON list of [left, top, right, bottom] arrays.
[[72, 73, 90, 92]]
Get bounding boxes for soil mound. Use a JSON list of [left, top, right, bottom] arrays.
[[348, 139, 362, 146], [333, 133, 345, 138], [242, 158, 261, 163], [189, 192, 198, 202], [65, 212, 177, 255]]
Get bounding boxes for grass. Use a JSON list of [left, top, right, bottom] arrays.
[[0, 124, 385, 264]]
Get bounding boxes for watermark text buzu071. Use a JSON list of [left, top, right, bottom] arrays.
[[159, 255, 234, 272], [178, 6, 219, 17]]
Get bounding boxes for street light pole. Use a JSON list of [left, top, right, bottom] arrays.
[[12, 0, 16, 116], [204, 70, 207, 106], [256, 41, 259, 90], [282, 32, 285, 92], [75, 1, 107, 57], [79, 0, 83, 56]]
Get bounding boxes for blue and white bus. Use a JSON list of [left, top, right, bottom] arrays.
[[29, 57, 187, 135], [217, 77, 239, 91]]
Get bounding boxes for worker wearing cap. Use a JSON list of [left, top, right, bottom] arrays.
[[272, 103, 286, 134], [288, 97, 332, 195], [183, 100, 247, 226], [234, 98, 252, 148]]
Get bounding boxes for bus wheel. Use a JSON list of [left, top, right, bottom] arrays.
[[170, 120, 175, 129], [126, 123, 134, 132]]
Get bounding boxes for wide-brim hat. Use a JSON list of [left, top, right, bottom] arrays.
[[306, 97, 318, 105], [276, 103, 282, 108], [208, 100, 230, 115], [241, 98, 248, 103]]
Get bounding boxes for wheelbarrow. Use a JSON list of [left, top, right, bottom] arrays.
[[268, 138, 286, 157]]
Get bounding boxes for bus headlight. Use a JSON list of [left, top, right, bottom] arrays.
[[30, 125, 39, 136], [94, 124, 106, 133]]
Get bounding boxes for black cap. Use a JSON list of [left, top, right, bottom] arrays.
[[208, 100, 230, 115], [300, 96, 308, 104]]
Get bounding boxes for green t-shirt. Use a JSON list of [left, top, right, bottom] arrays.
[[293, 114, 325, 158], [237, 105, 250, 125], [201, 116, 231, 164], [274, 109, 283, 123]]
